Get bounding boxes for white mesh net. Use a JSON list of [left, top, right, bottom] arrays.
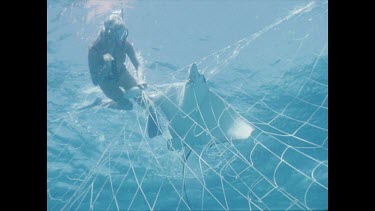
[[48, 1, 327, 210]]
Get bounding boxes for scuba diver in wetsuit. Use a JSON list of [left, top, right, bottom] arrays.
[[88, 13, 146, 110]]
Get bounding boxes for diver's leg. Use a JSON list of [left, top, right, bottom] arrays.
[[119, 68, 144, 106], [119, 66, 138, 89], [99, 79, 133, 110]]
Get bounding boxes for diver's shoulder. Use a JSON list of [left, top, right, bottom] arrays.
[[89, 34, 104, 49], [89, 39, 104, 54], [125, 40, 135, 50], [125, 40, 134, 46]]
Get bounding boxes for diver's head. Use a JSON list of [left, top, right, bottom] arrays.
[[103, 14, 128, 45]]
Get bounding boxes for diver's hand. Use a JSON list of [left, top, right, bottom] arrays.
[[103, 53, 114, 71], [97, 53, 115, 81], [137, 81, 147, 89], [103, 53, 114, 62]]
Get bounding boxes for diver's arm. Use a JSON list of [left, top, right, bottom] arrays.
[[125, 41, 139, 71], [125, 41, 147, 88]]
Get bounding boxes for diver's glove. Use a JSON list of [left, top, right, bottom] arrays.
[[103, 53, 114, 71], [97, 53, 119, 83]]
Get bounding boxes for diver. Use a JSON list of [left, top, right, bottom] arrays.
[[88, 13, 146, 110]]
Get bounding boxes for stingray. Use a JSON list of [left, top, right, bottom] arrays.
[[144, 63, 255, 209], [146, 63, 255, 153]]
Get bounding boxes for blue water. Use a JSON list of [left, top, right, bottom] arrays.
[[47, 0, 327, 210]]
